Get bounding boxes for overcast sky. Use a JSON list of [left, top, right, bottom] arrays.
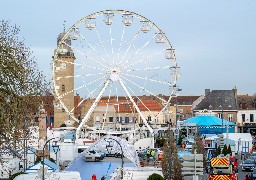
[[1, 0, 256, 96]]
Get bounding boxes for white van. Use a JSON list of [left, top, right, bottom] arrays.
[[84, 150, 102, 161]]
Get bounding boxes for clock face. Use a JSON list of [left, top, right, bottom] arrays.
[[61, 63, 66, 69]]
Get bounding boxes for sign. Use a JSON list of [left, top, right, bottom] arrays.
[[181, 153, 204, 177], [182, 171, 204, 176], [181, 154, 203, 161], [181, 167, 204, 172], [181, 162, 203, 167]]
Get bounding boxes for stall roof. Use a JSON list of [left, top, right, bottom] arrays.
[[184, 116, 235, 126]]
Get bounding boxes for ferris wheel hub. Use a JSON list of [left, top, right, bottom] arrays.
[[109, 67, 121, 81]]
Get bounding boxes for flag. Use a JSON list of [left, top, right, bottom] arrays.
[[106, 162, 112, 177], [50, 117, 53, 130], [46, 116, 48, 128]]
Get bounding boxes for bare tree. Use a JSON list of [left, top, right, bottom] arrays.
[[162, 129, 182, 180], [192, 133, 207, 168], [0, 20, 49, 160]]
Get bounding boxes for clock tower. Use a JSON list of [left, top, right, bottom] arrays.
[[53, 32, 75, 127]]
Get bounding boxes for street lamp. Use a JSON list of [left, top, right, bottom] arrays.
[[42, 137, 59, 180], [104, 137, 124, 179], [52, 141, 60, 167], [219, 105, 224, 133]]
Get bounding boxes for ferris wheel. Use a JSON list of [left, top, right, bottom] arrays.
[[52, 10, 179, 137]]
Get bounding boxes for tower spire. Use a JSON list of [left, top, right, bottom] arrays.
[[63, 20, 66, 32]]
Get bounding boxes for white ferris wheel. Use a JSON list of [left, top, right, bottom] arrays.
[[52, 10, 179, 137]]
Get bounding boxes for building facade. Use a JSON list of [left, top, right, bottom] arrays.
[[237, 95, 256, 135], [192, 89, 238, 124]]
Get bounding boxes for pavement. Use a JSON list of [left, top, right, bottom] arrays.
[[65, 155, 135, 180]]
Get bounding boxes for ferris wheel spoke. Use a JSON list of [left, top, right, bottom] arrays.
[[55, 72, 105, 81], [62, 41, 109, 70], [120, 75, 167, 103], [118, 78, 153, 134], [95, 27, 112, 65], [122, 73, 171, 86], [56, 59, 106, 71], [76, 79, 111, 138], [118, 24, 143, 66], [109, 26, 115, 65], [79, 33, 110, 66], [120, 33, 157, 68], [122, 49, 165, 70], [125, 66, 172, 72], [116, 26, 125, 65], [70, 78, 107, 113], [58, 75, 108, 99], [120, 79, 155, 117]]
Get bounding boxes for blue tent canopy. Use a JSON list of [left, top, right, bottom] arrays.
[[183, 116, 235, 126]]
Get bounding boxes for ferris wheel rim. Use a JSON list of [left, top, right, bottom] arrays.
[[52, 9, 179, 131]]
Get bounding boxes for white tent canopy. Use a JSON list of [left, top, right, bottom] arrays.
[[83, 135, 140, 167]]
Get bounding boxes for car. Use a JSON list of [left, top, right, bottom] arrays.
[[242, 159, 255, 171], [185, 141, 194, 150]]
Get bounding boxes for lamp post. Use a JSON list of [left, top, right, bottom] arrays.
[[104, 137, 124, 179], [42, 137, 58, 180], [52, 141, 60, 167], [219, 105, 223, 133]]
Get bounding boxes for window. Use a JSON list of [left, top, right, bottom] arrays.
[[250, 114, 254, 122], [218, 113, 223, 119], [178, 108, 183, 113], [116, 117, 122, 123], [242, 114, 245, 122], [96, 116, 100, 122], [132, 117, 136, 123], [228, 114, 233, 122], [125, 117, 129, 123], [109, 117, 113, 123], [61, 84, 65, 92]]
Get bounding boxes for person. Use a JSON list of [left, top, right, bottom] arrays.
[[101, 175, 106, 180], [244, 173, 248, 180], [151, 149, 155, 161], [248, 172, 253, 180]]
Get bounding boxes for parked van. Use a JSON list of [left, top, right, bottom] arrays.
[[84, 150, 102, 161]]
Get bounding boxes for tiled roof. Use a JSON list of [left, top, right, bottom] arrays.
[[170, 96, 200, 105], [237, 95, 256, 110], [193, 90, 237, 110], [137, 100, 163, 111], [96, 98, 162, 113]]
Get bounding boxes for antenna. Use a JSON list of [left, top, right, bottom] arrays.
[[63, 20, 66, 32]]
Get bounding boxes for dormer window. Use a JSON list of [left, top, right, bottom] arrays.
[[242, 103, 247, 109]]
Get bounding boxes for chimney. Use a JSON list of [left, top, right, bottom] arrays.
[[205, 89, 210, 96], [233, 86, 237, 97]]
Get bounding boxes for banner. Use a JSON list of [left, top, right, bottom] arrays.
[[46, 116, 48, 128]]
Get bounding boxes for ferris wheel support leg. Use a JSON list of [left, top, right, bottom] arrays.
[[119, 79, 154, 135], [76, 79, 111, 139]]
